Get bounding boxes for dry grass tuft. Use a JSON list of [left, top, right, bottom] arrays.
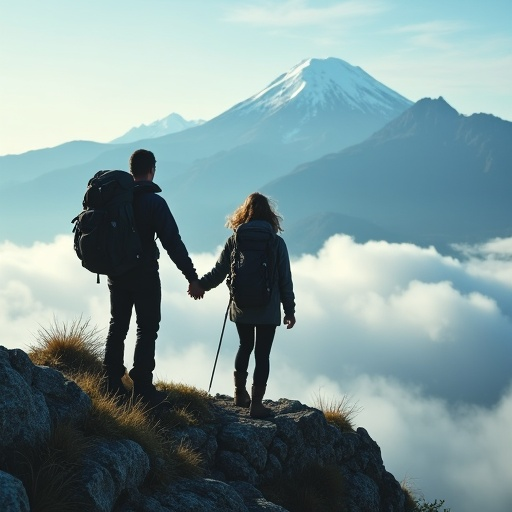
[[28, 316, 104, 376], [74, 372, 205, 487], [147, 438, 204, 488], [6, 423, 92, 511], [156, 380, 213, 425], [401, 478, 451, 512], [313, 393, 362, 433], [74, 372, 166, 456]]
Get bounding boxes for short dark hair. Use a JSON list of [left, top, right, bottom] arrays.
[[129, 149, 156, 177]]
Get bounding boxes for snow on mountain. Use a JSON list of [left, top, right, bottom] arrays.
[[232, 57, 411, 117], [110, 113, 204, 144]]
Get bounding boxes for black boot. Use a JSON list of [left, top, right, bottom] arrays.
[[101, 364, 129, 400], [134, 385, 169, 409], [250, 385, 272, 419], [129, 369, 169, 409], [234, 371, 251, 408], [100, 374, 129, 403]]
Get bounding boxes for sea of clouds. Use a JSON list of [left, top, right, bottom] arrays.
[[1, 233, 511, 511]]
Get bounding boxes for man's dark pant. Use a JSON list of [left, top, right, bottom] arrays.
[[103, 267, 161, 389]]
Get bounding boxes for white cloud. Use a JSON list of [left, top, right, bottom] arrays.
[[453, 237, 512, 285], [1, 233, 511, 510], [224, 0, 386, 27], [346, 376, 512, 512]]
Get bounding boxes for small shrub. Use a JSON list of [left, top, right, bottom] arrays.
[[402, 479, 450, 512]]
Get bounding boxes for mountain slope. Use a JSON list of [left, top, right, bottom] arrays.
[[0, 141, 123, 187], [157, 57, 413, 248], [190, 57, 412, 161], [233, 57, 410, 119], [0, 57, 413, 249], [262, 97, 512, 254], [155, 57, 413, 193]]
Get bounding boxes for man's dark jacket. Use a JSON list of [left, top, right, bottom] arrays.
[[129, 180, 198, 282]]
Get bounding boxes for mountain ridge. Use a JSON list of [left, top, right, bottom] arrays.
[[1, 58, 509, 257], [263, 97, 512, 255], [110, 112, 205, 144]]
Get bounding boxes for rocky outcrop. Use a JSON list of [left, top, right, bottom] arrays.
[[0, 346, 407, 511]]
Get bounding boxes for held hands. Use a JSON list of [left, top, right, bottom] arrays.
[[188, 280, 205, 300], [284, 315, 296, 329]]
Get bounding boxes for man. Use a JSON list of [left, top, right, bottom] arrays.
[[103, 149, 201, 407]]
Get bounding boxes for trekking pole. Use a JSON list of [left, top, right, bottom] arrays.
[[208, 298, 231, 394]]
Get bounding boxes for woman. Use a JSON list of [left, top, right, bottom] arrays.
[[189, 193, 296, 418]]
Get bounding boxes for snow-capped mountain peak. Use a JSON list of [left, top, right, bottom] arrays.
[[234, 57, 411, 116], [110, 113, 204, 144]]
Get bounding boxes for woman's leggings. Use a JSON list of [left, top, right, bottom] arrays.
[[235, 323, 276, 387]]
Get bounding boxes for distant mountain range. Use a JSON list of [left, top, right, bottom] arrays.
[[110, 113, 204, 144], [0, 57, 510, 257]]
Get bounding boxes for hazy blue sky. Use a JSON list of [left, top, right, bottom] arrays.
[[1, 0, 511, 155], [1, 3, 512, 510]]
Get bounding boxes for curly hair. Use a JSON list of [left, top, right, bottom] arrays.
[[226, 192, 283, 233]]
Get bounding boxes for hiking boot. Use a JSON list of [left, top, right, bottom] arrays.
[[133, 384, 170, 409], [101, 376, 129, 403], [234, 370, 251, 408], [250, 385, 273, 419]]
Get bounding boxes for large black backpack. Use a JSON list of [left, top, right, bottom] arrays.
[[71, 170, 142, 282], [228, 224, 276, 309]]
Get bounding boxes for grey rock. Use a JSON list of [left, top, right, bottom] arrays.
[[0, 346, 91, 459], [80, 439, 150, 512], [32, 363, 91, 426], [0, 470, 30, 512], [230, 481, 290, 511], [0, 347, 409, 512], [157, 478, 248, 512], [219, 421, 276, 471], [344, 472, 381, 512], [218, 450, 259, 484], [0, 347, 52, 453]]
